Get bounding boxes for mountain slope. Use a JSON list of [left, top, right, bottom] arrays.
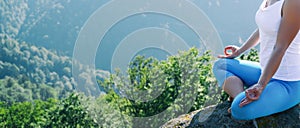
[[0, 34, 109, 103]]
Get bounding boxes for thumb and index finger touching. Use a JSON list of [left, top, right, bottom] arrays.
[[218, 45, 240, 59], [239, 88, 261, 107]]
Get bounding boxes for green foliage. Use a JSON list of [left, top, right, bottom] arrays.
[[98, 48, 260, 127], [47, 93, 98, 128], [0, 34, 109, 103], [0, 0, 28, 38], [89, 91, 132, 128], [0, 0, 106, 55], [0, 98, 57, 127], [99, 48, 221, 127], [0, 47, 260, 127], [0, 0, 110, 100], [0, 93, 98, 128], [0, 92, 133, 127], [0, 3, 110, 125], [0, 76, 58, 105], [239, 48, 259, 62]]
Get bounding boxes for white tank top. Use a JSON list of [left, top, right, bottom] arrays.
[[256, 0, 300, 81]]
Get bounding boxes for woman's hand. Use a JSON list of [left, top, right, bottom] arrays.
[[239, 84, 264, 107], [218, 45, 241, 59]]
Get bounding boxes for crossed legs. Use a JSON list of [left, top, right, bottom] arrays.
[[213, 58, 300, 120]]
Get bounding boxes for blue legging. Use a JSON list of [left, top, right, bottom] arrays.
[[213, 59, 300, 120]]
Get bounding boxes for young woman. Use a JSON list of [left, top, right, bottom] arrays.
[[213, 0, 300, 120]]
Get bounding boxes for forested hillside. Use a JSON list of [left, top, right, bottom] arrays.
[[1, 0, 108, 55], [0, 33, 109, 104], [0, 0, 111, 103]]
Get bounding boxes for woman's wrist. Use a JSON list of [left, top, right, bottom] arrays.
[[236, 49, 242, 55], [256, 82, 266, 89]]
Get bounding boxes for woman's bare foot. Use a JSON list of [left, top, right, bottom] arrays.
[[228, 107, 232, 113], [228, 97, 233, 113]]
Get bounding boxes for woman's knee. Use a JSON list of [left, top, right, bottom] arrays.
[[213, 59, 235, 87], [213, 59, 228, 71], [213, 59, 230, 78]]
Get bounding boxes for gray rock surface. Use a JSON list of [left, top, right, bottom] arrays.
[[161, 102, 300, 128]]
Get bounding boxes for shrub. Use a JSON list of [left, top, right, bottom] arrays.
[[99, 48, 220, 127]]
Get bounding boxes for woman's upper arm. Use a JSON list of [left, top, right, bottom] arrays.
[[276, 0, 300, 50]]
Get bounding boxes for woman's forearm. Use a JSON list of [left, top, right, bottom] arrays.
[[237, 29, 260, 54], [257, 46, 286, 87]]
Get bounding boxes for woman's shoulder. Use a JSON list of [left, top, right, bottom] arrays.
[[282, 0, 300, 28], [283, 0, 300, 16]]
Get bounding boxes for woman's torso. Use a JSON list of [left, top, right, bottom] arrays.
[[256, 0, 300, 81]]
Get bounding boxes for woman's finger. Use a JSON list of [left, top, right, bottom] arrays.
[[218, 45, 240, 59], [217, 54, 237, 59], [224, 47, 234, 56], [239, 97, 253, 107], [217, 54, 227, 58], [245, 89, 252, 99], [224, 45, 239, 55], [245, 89, 260, 100]]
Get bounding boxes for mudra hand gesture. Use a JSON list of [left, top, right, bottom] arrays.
[[218, 45, 241, 59], [239, 84, 264, 107]]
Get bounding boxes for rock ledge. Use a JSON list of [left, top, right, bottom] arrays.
[[161, 102, 300, 128]]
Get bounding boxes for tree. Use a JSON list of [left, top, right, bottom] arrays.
[[47, 93, 98, 128]]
